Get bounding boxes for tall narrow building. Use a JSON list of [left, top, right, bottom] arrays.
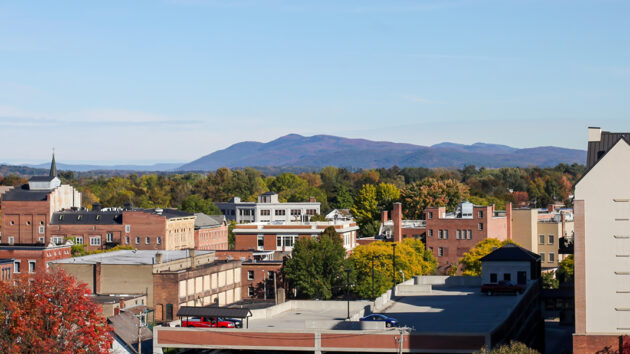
[[574, 127, 630, 352]]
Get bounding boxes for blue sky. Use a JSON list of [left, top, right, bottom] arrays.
[[1, 0, 629, 164]]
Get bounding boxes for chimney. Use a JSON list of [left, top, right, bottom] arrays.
[[155, 252, 163, 264], [189, 249, 196, 269], [94, 262, 102, 294], [561, 212, 566, 237], [119, 298, 126, 310], [506, 202, 512, 240], [309, 196, 316, 203], [547, 204, 554, 213], [381, 211, 388, 224], [92, 203, 101, 212], [588, 126, 602, 142], [392, 203, 402, 243]]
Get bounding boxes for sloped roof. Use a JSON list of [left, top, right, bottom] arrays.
[[480, 243, 540, 262], [177, 306, 252, 318], [194, 213, 225, 229], [108, 312, 152, 348], [51, 211, 123, 225], [29, 176, 56, 182], [1, 185, 50, 201]]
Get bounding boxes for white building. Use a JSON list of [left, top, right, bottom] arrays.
[[216, 192, 320, 223]]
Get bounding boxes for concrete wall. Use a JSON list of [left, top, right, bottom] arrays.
[[413, 275, 482, 287]]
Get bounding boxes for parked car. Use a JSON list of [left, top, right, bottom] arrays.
[[359, 314, 399, 327], [481, 281, 525, 296], [181, 317, 235, 328], [220, 317, 243, 328]]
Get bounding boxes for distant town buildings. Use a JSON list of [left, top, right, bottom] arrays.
[[573, 127, 630, 352], [216, 192, 320, 223], [194, 213, 228, 250]]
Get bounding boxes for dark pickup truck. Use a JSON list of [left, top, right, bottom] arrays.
[[181, 317, 235, 328], [481, 281, 525, 296]]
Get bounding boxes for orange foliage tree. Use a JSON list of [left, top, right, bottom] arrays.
[[0, 269, 112, 353]]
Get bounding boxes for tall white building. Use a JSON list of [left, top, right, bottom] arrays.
[[216, 192, 320, 223], [574, 127, 630, 352]]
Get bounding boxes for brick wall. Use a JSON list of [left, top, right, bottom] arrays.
[[573, 334, 622, 353], [194, 224, 229, 250], [241, 262, 283, 299], [1, 200, 50, 244], [0, 245, 71, 277]]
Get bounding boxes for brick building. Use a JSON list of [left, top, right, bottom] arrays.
[[424, 201, 512, 274], [379, 203, 426, 241], [51, 249, 242, 323], [0, 243, 72, 277], [242, 260, 284, 300], [233, 220, 359, 253], [194, 213, 228, 250], [0, 258, 13, 281]]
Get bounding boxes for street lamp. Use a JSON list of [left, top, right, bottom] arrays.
[[345, 268, 352, 320], [392, 243, 397, 286]]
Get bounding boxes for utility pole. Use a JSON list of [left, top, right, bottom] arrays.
[[273, 271, 278, 305], [345, 268, 352, 320], [392, 243, 397, 286], [263, 269, 267, 301]]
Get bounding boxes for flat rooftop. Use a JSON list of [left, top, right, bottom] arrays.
[[52, 250, 213, 265], [247, 301, 372, 330], [382, 286, 522, 333]]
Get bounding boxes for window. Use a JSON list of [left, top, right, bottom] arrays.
[[428, 229, 433, 237], [503, 273, 511, 281], [539, 235, 545, 245], [548, 235, 554, 245], [257, 235, 265, 250], [478, 211, 484, 218], [490, 273, 497, 283], [456, 230, 461, 240], [438, 247, 444, 257], [106, 233, 114, 242], [125, 225, 131, 233], [290, 209, 301, 216], [268, 271, 274, 279], [89, 237, 101, 246], [549, 253, 555, 263], [260, 209, 270, 216], [8, 237, 14, 245], [157, 237, 162, 245], [540, 253, 545, 262], [478, 223, 484, 231], [275, 210, 286, 216], [75, 236, 83, 244], [306, 209, 317, 216], [125, 236, 130, 244], [135, 237, 140, 244], [427, 211, 433, 219], [276, 235, 298, 250], [444, 230, 448, 239], [165, 304, 173, 322], [145, 237, 151, 244], [248, 271, 254, 280], [28, 261, 36, 273], [52, 236, 63, 245], [467, 230, 472, 240], [14, 261, 20, 274], [248, 286, 255, 297], [38, 237, 45, 244], [38, 226, 45, 234], [438, 230, 443, 239]]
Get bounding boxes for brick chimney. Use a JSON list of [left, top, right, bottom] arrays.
[[506, 202, 512, 240], [189, 249, 196, 269], [309, 196, 316, 203], [94, 262, 102, 294], [561, 212, 566, 237], [381, 211, 389, 224], [392, 203, 402, 243]]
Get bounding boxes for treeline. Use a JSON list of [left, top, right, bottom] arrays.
[[0, 164, 585, 235]]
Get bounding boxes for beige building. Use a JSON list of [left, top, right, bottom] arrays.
[[511, 208, 574, 269], [51, 249, 242, 323], [573, 128, 630, 352]]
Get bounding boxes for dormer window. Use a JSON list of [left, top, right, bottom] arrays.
[[58, 215, 63, 221], [77, 215, 82, 221], [96, 215, 101, 221]]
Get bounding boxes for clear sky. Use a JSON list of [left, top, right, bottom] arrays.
[[1, 0, 629, 164]]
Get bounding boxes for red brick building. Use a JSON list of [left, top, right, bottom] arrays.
[[379, 203, 426, 241], [0, 258, 13, 281], [424, 201, 512, 274], [241, 260, 284, 300], [0, 244, 72, 278], [194, 213, 229, 250], [234, 220, 359, 254]]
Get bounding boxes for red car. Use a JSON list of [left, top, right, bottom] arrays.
[[181, 316, 235, 328], [481, 281, 525, 296]]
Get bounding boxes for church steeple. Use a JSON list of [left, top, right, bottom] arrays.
[[49, 151, 57, 177]]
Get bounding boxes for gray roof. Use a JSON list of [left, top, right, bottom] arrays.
[[1, 185, 50, 201], [29, 176, 56, 182], [51, 250, 213, 265], [177, 306, 252, 319], [587, 130, 630, 169], [51, 211, 123, 225], [133, 208, 193, 219], [480, 243, 540, 262], [0, 259, 13, 265], [194, 213, 225, 229], [108, 312, 152, 348]]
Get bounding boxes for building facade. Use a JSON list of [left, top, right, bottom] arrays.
[[194, 213, 229, 250], [573, 128, 630, 352], [0, 258, 13, 281], [233, 220, 359, 253], [216, 192, 320, 223], [424, 201, 512, 274], [0, 243, 72, 277]]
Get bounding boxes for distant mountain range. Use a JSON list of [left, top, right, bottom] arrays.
[[178, 134, 586, 171], [1, 134, 586, 176]]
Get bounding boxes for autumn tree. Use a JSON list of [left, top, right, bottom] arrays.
[[376, 182, 400, 212], [348, 239, 437, 298], [477, 341, 539, 354], [179, 194, 221, 215], [351, 184, 379, 236], [0, 269, 112, 353], [401, 178, 470, 219], [556, 255, 574, 284], [283, 227, 347, 299], [453, 238, 515, 276]]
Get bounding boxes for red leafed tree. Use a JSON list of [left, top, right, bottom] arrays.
[[0, 268, 112, 353]]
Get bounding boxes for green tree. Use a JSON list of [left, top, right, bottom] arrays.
[[541, 272, 559, 289], [284, 227, 347, 299], [556, 255, 574, 284], [454, 239, 514, 276], [350, 184, 379, 236], [348, 239, 437, 298], [401, 178, 470, 219], [477, 341, 539, 354], [179, 194, 221, 215], [376, 182, 400, 211]]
